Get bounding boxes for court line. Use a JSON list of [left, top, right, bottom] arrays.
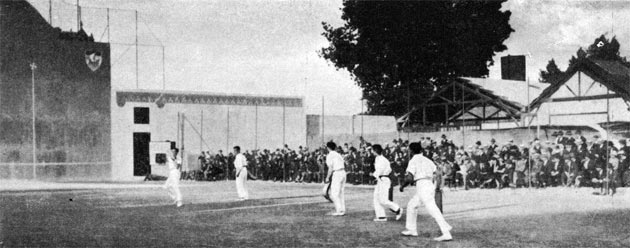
[[176, 200, 329, 216]]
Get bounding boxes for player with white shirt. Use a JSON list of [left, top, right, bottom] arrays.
[[401, 142, 453, 241], [163, 148, 183, 207], [325, 141, 346, 216], [233, 146, 249, 200], [370, 144, 403, 222]]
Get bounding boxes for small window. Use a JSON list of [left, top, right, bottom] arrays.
[[134, 107, 150, 124]]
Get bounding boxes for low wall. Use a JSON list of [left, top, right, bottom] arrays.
[[307, 126, 621, 149]]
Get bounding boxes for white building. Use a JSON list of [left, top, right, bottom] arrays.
[[112, 90, 305, 181]]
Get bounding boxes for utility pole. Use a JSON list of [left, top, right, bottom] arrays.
[[30, 62, 37, 179]]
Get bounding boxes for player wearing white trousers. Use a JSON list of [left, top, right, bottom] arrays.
[[163, 148, 183, 207], [326, 141, 346, 216], [402, 143, 452, 241], [233, 146, 249, 200], [370, 144, 403, 221], [329, 170, 346, 214], [235, 167, 249, 199]]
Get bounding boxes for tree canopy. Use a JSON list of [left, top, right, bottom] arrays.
[[320, 0, 513, 116], [539, 35, 630, 83]]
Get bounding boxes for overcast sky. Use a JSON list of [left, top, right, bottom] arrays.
[[30, 0, 630, 115]]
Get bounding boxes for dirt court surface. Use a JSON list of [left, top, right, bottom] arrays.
[[1, 180, 629, 247]]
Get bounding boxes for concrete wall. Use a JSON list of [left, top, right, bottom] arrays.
[[307, 126, 623, 150], [111, 95, 305, 181], [0, 0, 111, 180]]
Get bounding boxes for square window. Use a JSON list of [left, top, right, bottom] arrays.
[[134, 107, 150, 124]]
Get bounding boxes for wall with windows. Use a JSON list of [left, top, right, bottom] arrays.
[[111, 90, 305, 181]]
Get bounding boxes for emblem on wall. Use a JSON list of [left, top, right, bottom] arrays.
[[85, 49, 103, 72]]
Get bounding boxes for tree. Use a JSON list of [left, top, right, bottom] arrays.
[[539, 35, 630, 83], [319, 0, 513, 116], [539, 59, 564, 84]]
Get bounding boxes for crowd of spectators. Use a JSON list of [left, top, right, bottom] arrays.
[[185, 130, 628, 195]]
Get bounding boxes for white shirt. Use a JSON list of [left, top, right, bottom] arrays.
[[374, 155, 392, 177], [234, 153, 247, 170], [406, 154, 435, 180], [167, 155, 181, 171], [326, 150, 345, 171]]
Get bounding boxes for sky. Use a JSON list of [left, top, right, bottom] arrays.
[[28, 0, 630, 115]]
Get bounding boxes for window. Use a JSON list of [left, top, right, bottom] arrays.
[[134, 107, 150, 124]]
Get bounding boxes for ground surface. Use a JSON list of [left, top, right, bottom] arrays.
[[1, 180, 629, 247]]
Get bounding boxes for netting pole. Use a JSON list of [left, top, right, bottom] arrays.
[[30, 62, 37, 180], [162, 46, 165, 89], [49, 0, 52, 25], [605, 89, 610, 195], [461, 83, 465, 148], [135, 10, 139, 89], [106, 8, 110, 43], [321, 96, 325, 146], [255, 104, 258, 150], [200, 110, 203, 153], [226, 106, 230, 181], [283, 102, 286, 147], [528, 78, 532, 189]]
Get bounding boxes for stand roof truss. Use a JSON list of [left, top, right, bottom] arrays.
[[400, 78, 523, 127]]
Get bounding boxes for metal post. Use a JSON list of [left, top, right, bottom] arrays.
[[605, 90, 610, 195], [30, 62, 37, 179], [527, 78, 531, 189], [107, 8, 110, 43], [200, 110, 203, 152], [135, 10, 139, 89], [282, 102, 287, 146], [76, 0, 80, 31], [162, 46, 165, 90], [361, 98, 364, 138], [181, 113, 185, 176], [49, 0, 52, 25], [321, 96, 325, 145], [461, 83, 465, 147], [227, 106, 230, 152], [255, 104, 258, 150]]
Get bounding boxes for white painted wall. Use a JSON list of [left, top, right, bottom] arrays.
[[533, 73, 630, 127], [111, 94, 305, 181]]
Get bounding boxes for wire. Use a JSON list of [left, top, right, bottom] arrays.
[[110, 44, 133, 68], [139, 15, 163, 46]]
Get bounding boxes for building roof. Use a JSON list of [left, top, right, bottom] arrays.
[[399, 77, 526, 127], [529, 57, 630, 109], [462, 77, 547, 106]]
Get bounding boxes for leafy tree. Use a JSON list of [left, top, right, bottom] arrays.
[[539, 35, 630, 83], [539, 59, 564, 84], [319, 0, 513, 116]]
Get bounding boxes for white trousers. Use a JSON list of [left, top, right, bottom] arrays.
[[406, 180, 451, 234], [330, 171, 346, 213], [374, 177, 400, 218], [164, 170, 182, 202], [236, 168, 249, 199]]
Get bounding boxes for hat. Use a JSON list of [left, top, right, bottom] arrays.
[[551, 131, 559, 137], [491, 138, 496, 142], [566, 130, 572, 135], [475, 141, 482, 146], [558, 131, 564, 135], [441, 134, 447, 138]]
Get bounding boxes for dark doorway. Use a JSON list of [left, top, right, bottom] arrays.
[[133, 132, 151, 176]]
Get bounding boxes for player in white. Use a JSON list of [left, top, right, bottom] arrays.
[[325, 141, 346, 216], [233, 146, 249, 200], [370, 144, 403, 222], [401, 142, 452, 241], [163, 148, 183, 207]]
